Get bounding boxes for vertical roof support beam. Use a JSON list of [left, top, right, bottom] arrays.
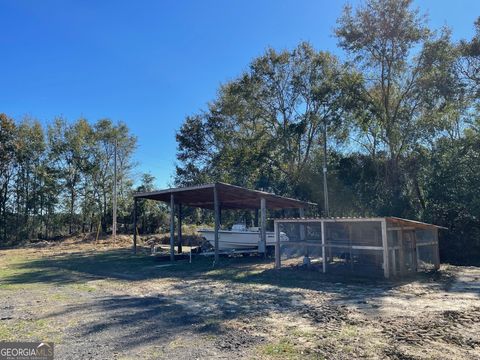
[[170, 194, 175, 261], [214, 184, 220, 263]]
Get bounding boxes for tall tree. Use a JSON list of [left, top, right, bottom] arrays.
[[0, 114, 17, 242], [335, 0, 465, 214], [176, 42, 359, 203]]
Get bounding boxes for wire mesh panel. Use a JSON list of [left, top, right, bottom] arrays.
[[276, 219, 385, 277], [416, 229, 437, 270], [275, 218, 440, 279], [324, 221, 384, 277], [277, 221, 324, 270]]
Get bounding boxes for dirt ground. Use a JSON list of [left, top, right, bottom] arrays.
[[0, 236, 479, 359]]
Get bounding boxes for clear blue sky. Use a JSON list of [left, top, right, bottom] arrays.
[[1, 0, 479, 188]]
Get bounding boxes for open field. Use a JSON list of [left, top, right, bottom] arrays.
[[0, 236, 479, 359]]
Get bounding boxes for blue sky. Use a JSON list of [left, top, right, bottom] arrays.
[[1, 0, 479, 188]]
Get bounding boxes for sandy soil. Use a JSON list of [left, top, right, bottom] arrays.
[[0, 236, 479, 359]]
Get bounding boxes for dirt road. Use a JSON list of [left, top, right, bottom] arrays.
[[0, 239, 479, 359]]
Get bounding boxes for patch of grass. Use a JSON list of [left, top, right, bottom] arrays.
[[67, 283, 96, 292], [0, 318, 62, 342], [260, 338, 320, 360], [290, 328, 316, 339], [262, 339, 298, 358], [49, 293, 72, 301]]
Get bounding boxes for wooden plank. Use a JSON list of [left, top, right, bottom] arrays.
[[398, 228, 405, 276], [280, 242, 383, 250], [348, 223, 354, 271], [170, 194, 175, 261], [381, 219, 389, 278], [413, 230, 419, 272], [274, 221, 280, 269], [433, 227, 440, 270]]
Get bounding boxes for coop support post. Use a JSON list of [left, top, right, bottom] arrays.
[[398, 227, 405, 276], [260, 197, 267, 256], [299, 208, 306, 256], [133, 197, 137, 254], [170, 194, 175, 261], [177, 204, 183, 254], [214, 185, 220, 263], [381, 219, 389, 279], [274, 221, 280, 269], [413, 230, 419, 272], [433, 227, 440, 270], [321, 220, 326, 273]]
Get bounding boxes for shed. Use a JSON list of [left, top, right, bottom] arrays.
[[274, 217, 445, 278], [133, 182, 314, 260]]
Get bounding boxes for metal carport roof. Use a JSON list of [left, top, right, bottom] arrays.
[[134, 182, 315, 210]]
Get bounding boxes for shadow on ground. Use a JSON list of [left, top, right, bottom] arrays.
[[2, 248, 479, 297]]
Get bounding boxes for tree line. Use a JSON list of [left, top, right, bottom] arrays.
[[0, 116, 145, 245], [175, 0, 480, 264]]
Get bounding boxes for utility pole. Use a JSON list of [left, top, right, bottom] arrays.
[[113, 138, 117, 244], [322, 120, 330, 217]]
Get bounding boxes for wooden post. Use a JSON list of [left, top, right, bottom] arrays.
[[413, 230, 419, 272], [398, 228, 405, 276], [177, 204, 182, 254], [321, 220, 326, 273], [391, 241, 397, 277], [381, 219, 389, 279], [274, 220, 280, 269], [433, 227, 440, 270], [260, 197, 267, 256], [170, 194, 175, 261], [348, 223, 354, 271], [133, 198, 137, 254], [299, 208, 306, 256], [214, 185, 220, 263]]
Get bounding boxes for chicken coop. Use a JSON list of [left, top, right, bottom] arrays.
[[274, 217, 443, 278]]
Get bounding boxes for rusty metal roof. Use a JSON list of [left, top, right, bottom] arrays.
[[134, 182, 315, 210]]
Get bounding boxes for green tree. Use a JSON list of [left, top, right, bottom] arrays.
[[335, 0, 465, 215], [0, 114, 17, 243], [176, 42, 359, 203]]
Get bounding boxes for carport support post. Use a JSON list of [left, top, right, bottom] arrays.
[[177, 204, 182, 254], [214, 185, 220, 263], [381, 219, 390, 278], [170, 194, 175, 261], [260, 197, 267, 257], [299, 208, 306, 255], [133, 197, 137, 254]]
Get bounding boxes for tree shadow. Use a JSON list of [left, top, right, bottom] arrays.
[[2, 248, 479, 357], [2, 248, 478, 299]]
